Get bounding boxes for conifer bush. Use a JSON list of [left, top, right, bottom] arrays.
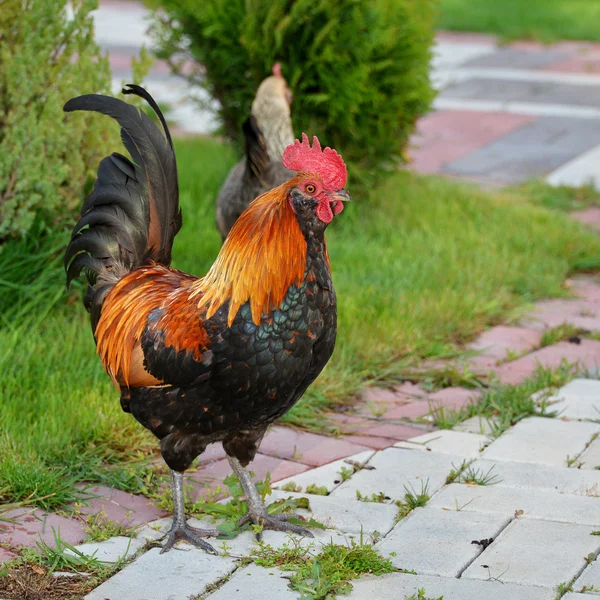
[[152, 0, 436, 180], [0, 0, 118, 240]]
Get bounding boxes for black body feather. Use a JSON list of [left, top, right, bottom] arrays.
[[64, 85, 181, 329]]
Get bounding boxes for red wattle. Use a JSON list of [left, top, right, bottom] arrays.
[[316, 201, 334, 223]]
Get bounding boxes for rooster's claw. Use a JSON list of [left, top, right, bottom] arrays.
[[160, 522, 220, 554], [239, 511, 314, 541]]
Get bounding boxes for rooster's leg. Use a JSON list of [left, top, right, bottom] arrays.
[[161, 469, 220, 554], [227, 456, 314, 540]]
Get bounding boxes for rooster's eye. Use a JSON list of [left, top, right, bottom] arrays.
[[305, 184, 316, 194]]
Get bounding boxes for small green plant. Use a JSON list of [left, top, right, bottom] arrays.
[[555, 579, 575, 599], [446, 460, 500, 486], [431, 362, 576, 436], [252, 534, 396, 599], [279, 481, 302, 492], [338, 466, 355, 483], [395, 481, 430, 521], [34, 527, 119, 573], [356, 490, 389, 503], [191, 473, 323, 539], [305, 484, 328, 496], [540, 324, 584, 348], [83, 509, 136, 542], [405, 589, 443, 600]]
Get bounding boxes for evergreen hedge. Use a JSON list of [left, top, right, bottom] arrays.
[[152, 0, 437, 180]]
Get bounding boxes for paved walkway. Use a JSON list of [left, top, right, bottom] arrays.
[[5, 378, 600, 599]]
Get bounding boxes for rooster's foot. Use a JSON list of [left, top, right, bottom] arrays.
[[239, 510, 314, 541], [161, 521, 220, 554]]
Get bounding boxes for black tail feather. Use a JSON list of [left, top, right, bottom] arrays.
[[64, 85, 182, 326]]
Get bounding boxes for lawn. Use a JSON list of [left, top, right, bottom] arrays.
[[437, 0, 600, 43], [1, 136, 600, 509]]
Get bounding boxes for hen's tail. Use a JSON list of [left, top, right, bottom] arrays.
[[64, 84, 181, 329]]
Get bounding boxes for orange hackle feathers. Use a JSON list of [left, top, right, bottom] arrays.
[[192, 177, 308, 326]]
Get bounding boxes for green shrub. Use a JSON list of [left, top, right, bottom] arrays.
[[0, 0, 119, 240], [152, 0, 437, 181]]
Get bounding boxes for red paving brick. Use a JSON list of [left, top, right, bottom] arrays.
[[360, 387, 412, 404], [191, 453, 309, 486], [522, 298, 600, 332], [196, 443, 229, 464], [0, 509, 86, 548], [341, 435, 394, 450], [298, 438, 373, 467], [496, 339, 600, 385], [571, 207, 600, 233], [542, 56, 600, 74], [74, 486, 166, 527], [379, 400, 432, 420], [0, 547, 16, 564], [571, 277, 600, 303], [410, 110, 533, 174], [394, 382, 429, 397], [360, 423, 428, 440], [428, 387, 482, 411], [259, 425, 371, 466], [326, 412, 376, 434], [468, 326, 542, 361]]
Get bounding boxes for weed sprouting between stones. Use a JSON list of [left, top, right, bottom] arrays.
[[405, 589, 444, 600], [430, 362, 577, 436], [251, 533, 396, 599], [446, 459, 501, 486]]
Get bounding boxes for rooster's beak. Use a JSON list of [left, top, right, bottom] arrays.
[[332, 189, 351, 203]]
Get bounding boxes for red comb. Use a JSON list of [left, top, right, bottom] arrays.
[[272, 63, 282, 78], [283, 133, 347, 190]]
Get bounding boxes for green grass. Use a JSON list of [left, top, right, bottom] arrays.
[[438, 0, 600, 43], [251, 535, 396, 599], [2, 136, 600, 510]]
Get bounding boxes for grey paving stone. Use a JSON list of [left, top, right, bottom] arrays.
[[274, 451, 375, 494], [268, 489, 397, 535], [481, 417, 600, 466], [462, 519, 600, 588], [579, 439, 600, 470], [462, 48, 568, 70], [204, 564, 298, 599], [85, 547, 236, 600], [573, 557, 600, 593], [394, 430, 489, 457], [444, 116, 600, 183], [377, 507, 509, 576], [469, 458, 600, 496], [71, 536, 145, 563], [330, 447, 460, 501], [441, 78, 600, 108], [454, 416, 497, 436], [429, 482, 600, 525], [548, 378, 600, 421], [563, 594, 591, 599], [346, 572, 554, 600]]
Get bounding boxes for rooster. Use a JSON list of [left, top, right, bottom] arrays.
[[64, 84, 350, 553], [216, 63, 295, 240]]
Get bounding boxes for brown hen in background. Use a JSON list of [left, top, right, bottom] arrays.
[[216, 63, 295, 240]]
